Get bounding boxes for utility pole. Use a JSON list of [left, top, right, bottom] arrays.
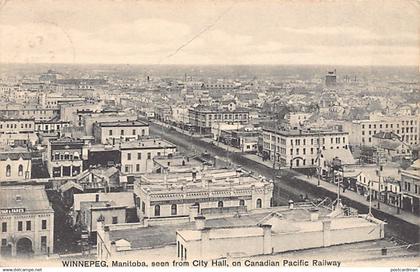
[[317, 129, 321, 187], [377, 150, 382, 210]]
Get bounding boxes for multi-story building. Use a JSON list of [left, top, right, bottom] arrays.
[[400, 160, 420, 215], [120, 138, 177, 175], [0, 147, 32, 182], [0, 185, 54, 257], [262, 128, 350, 168], [19, 108, 59, 121], [35, 119, 71, 134], [134, 169, 274, 220], [0, 118, 38, 147], [83, 113, 138, 136], [344, 113, 419, 151], [188, 104, 249, 134], [46, 137, 86, 178], [93, 120, 149, 145]]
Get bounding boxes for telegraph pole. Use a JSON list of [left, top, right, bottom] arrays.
[[317, 129, 321, 187]]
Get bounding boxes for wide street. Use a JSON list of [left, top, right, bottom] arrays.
[[148, 122, 322, 206], [147, 120, 419, 243]]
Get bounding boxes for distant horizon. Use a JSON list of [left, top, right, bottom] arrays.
[[1, 62, 418, 68]]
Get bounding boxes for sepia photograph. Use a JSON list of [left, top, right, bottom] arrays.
[[0, 0, 419, 270]]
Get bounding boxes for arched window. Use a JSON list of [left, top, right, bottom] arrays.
[[154, 205, 160, 216], [171, 204, 177, 215], [217, 201, 223, 208], [6, 165, 11, 177], [18, 165, 23, 176], [239, 200, 245, 206], [256, 198, 262, 208]]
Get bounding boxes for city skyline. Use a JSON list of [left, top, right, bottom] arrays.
[[0, 0, 418, 66]]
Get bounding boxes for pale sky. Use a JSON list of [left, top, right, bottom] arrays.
[[0, 0, 418, 65]]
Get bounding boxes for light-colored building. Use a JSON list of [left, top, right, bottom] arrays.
[[285, 112, 313, 128], [344, 113, 419, 149], [400, 160, 420, 215], [177, 208, 385, 261], [134, 169, 274, 220], [93, 120, 149, 145], [35, 119, 71, 134], [0, 185, 54, 257], [0, 118, 38, 147], [189, 104, 249, 134], [120, 138, 177, 175], [262, 128, 350, 168], [72, 192, 136, 232], [0, 147, 32, 182]]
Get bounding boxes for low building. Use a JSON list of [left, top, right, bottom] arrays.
[[0, 118, 38, 147], [134, 169, 274, 220], [400, 160, 420, 215], [0, 185, 54, 257], [93, 120, 149, 145], [0, 146, 32, 182], [72, 192, 137, 234], [177, 207, 385, 260]]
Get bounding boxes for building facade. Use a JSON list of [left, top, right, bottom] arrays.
[[120, 138, 177, 175], [262, 128, 350, 168], [93, 121, 149, 145], [134, 169, 274, 220], [47, 137, 86, 178], [0, 185, 54, 257]]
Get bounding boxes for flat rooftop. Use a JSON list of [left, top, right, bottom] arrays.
[[120, 138, 176, 150], [96, 120, 148, 127]]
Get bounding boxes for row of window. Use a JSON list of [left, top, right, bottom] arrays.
[[151, 199, 263, 216], [361, 120, 416, 130], [126, 152, 152, 160], [0, 123, 33, 129], [1, 219, 48, 232], [206, 113, 248, 120], [5, 164, 26, 177], [108, 129, 146, 136]]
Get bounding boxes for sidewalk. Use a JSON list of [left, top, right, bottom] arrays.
[[294, 174, 420, 226]]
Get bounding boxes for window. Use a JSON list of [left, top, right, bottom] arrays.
[[18, 221, 23, 231], [256, 198, 262, 208], [154, 205, 160, 216], [127, 153, 131, 160], [112, 217, 118, 224], [26, 221, 31, 231], [141, 201, 145, 213], [1, 222, 6, 232], [18, 165, 23, 176], [147, 152, 151, 159], [1, 239, 6, 246], [137, 152, 141, 160], [41, 236, 47, 252], [109, 130, 112, 136], [136, 164, 140, 172], [6, 165, 11, 177], [171, 204, 177, 215], [217, 201, 223, 208], [121, 129, 124, 135], [239, 200, 245, 206], [132, 129, 136, 135], [42, 219, 47, 230]]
